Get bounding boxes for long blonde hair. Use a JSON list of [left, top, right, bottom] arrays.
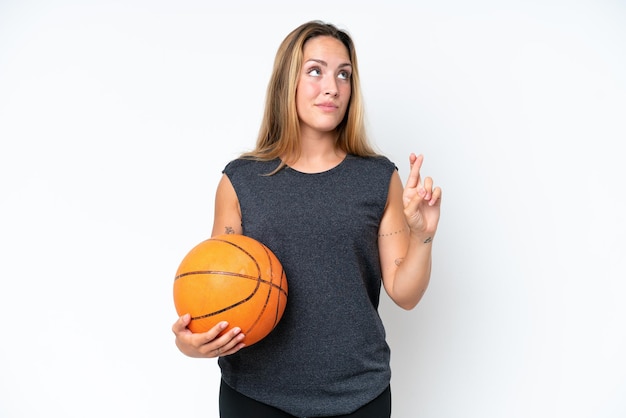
[[242, 20, 379, 171]]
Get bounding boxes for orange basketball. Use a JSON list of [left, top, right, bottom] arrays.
[[173, 234, 288, 347]]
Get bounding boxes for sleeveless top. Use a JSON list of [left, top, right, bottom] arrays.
[[219, 154, 397, 417]]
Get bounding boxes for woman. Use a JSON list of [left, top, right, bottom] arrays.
[[172, 20, 442, 418]]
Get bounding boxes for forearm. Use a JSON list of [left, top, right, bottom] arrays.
[[390, 232, 433, 310], [379, 159, 441, 310]]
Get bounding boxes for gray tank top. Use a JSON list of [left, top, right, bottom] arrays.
[[219, 154, 396, 417]]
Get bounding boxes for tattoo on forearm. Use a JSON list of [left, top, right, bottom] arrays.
[[423, 237, 432, 244], [224, 226, 235, 234], [378, 228, 406, 237], [395, 258, 404, 266]]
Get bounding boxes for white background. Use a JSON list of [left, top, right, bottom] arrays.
[[1, 1, 625, 417]]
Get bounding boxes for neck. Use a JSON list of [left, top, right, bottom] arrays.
[[284, 132, 346, 174]]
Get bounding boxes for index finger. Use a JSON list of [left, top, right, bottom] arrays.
[[172, 313, 191, 335], [406, 153, 424, 189]]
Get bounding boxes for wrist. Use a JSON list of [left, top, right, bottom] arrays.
[[409, 229, 434, 244]]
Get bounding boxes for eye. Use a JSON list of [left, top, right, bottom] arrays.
[[338, 70, 351, 80], [307, 67, 321, 77]]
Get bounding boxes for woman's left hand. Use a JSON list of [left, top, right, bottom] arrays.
[[402, 153, 442, 241]]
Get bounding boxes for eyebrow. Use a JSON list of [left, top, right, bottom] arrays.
[[305, 58, 352, 68]]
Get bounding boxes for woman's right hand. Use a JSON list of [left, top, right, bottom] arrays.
[[172, 314, 246, 358]]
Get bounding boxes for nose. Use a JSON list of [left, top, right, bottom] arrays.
[[324, 77, 339, 97]]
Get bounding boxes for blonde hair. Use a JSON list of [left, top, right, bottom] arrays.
[[242, 20, 379, 171]]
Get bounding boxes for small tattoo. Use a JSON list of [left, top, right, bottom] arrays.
[[394, 258, 404, 266], [423, 237, 433, 244], [378, 228, 406, 237], [224, 226, 235, 234]]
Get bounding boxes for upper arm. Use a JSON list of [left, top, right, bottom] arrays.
[[378, 170, 410, 295], [211, 174, 243, 237]]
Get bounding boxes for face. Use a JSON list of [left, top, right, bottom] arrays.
[[295, 35, 352, 138]]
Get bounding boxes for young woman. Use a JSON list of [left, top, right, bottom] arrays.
[[172, 20, 442, 418]]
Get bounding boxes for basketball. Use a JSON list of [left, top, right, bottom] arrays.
[[173, 234, 288, 347]]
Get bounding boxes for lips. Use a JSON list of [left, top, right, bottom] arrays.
[[316, 102, 339, 111]]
